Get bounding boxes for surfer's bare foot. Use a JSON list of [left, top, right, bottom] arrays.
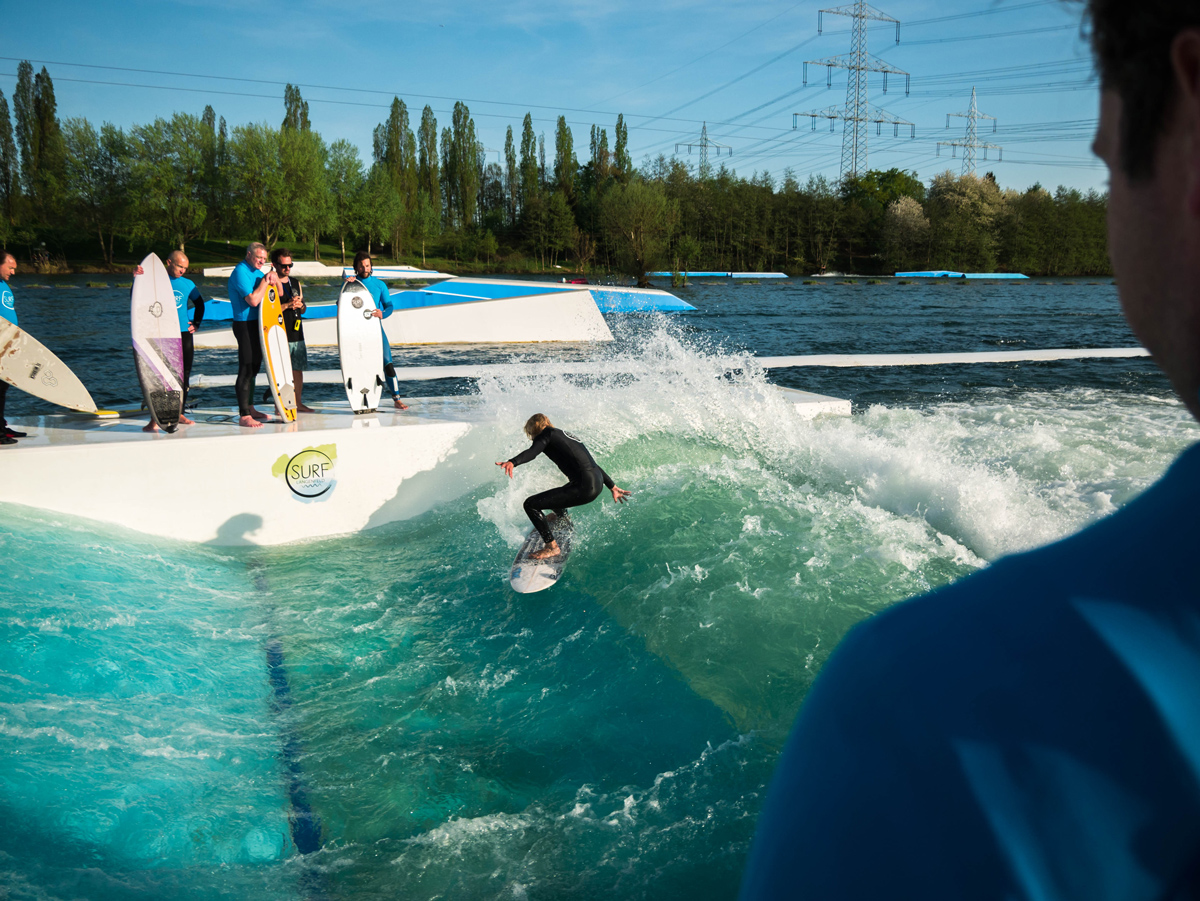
[[392, 397, 408, 410], [251, 409, 269, 421], [239, 415, 264, 428], [178, 414, 195, 425], [531, 541, 560, 560], [142, 421, 159, 433], [296, 403, 315, 413]]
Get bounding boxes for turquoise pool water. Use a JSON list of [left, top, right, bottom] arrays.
[[1, 281, 1196, 898]]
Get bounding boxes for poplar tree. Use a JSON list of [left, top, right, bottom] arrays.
[[504, 125, 517, 226], [553, 116, 576, 203], [373, 97, 418, 248], [417, 105, 440, 228], [13, 62, 34, 200], [0, 91, 18, 232], [282, 84, 311, 132], [440, 102, 480, 229], [14, 65, 66, 222], [518, 114, 537, 213], [614, 113, 631, 182]]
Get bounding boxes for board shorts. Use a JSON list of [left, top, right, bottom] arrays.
[[288, 338, 308, 372]]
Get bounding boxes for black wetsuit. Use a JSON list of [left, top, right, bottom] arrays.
[[509, 427, 615, 544]]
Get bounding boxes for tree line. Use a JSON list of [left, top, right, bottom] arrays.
[[0, 61, 1109, 278]]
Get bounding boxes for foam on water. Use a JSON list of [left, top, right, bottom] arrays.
[[1, 318, 1195, 898]]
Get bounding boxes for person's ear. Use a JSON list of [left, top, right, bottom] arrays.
[[1173, 30, 1200, 217]]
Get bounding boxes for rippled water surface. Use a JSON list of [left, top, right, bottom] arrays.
[[1, 276, 1193, 899]]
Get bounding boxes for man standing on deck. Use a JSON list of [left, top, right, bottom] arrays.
[[0, 251, 25, 446], [267, 248, 314, 413], [741, 2, 1200, 899], [228, 242, 283, 428], [344, 251, 407, 410]]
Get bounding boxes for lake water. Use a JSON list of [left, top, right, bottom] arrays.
[[1, 276, 1194, 899]]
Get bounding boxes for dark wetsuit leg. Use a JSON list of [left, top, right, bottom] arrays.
[[524, 471, 603, 544], [0, 379, 7, 428], [181, 331, 194, 407], [232, 320, 264, 416]]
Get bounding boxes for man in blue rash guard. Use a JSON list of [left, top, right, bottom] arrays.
[[134, 250, 205, 431], [344, 251, 407, 410], [496, 414, 631, 559], [228, 242, 283, 428], [740, 3, 1200, 899], [0, 251, 23, 445]]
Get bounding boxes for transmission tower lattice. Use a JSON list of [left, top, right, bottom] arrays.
[[794, 0, 914, 179], [676, 122, 732, 179], [937, 87, 1001, 175]]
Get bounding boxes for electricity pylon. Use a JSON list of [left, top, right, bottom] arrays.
[[676, 123, 732, 179], [794, 0, 914, 179], [937, 87, 1002, 175]]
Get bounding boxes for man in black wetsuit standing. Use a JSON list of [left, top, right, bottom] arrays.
[[496, 414, 631, 559]]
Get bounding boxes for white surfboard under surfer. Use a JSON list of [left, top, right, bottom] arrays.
[[496, 413, 631, 560]]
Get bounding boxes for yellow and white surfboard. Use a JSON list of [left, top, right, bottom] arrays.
[[258, 284, 297, 422]]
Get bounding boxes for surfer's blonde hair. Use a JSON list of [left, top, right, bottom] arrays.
[[524, 413, 552, 439]]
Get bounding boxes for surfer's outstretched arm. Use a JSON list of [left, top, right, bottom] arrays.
[[496, 461, 515, 478], [611, 486, 631, 503]]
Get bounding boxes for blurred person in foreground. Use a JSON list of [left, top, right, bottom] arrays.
[[741, 2, 1200, 898]]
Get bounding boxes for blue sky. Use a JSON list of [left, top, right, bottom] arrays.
[[4, 0, 1103, 194]]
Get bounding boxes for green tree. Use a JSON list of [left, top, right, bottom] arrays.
[[63, 118, 129, 265], [547, 190, 575, 268], [130, 113, 208, 251], [228, 122, 287, 247], [883, 195, 930, 272], [326, 139, 364, 264], [925, 171, 1003, 272], [281, 126, 330, 259], [412, 191, 441, 266], [601, 178, 677, 284], [356, 163, 402, 256]]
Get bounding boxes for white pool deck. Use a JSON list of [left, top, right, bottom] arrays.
[[0, 387, 848, 546]]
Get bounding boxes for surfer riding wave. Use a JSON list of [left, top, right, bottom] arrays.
[[497, 414, 631, 559]]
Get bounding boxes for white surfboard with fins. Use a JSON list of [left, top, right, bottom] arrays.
[[0, 320, 97, 414], [337, 280, 384, 413], [510, 513, 574, 593], [131, 253, 183, 430]]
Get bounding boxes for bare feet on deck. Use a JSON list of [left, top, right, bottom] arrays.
[[239, 415, 264, 428], [296, 404, 315, 413], [530, 541, 560, 560], [393, 396, 409, 410], [142, 421, 158, 433], [250, 409, 269, 421], [178, 414, 195, 425]]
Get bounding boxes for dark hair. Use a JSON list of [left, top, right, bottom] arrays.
[[1087, 0, 1200, 179], [271, 247, 292, 265], [353, 251, 371, 269]]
